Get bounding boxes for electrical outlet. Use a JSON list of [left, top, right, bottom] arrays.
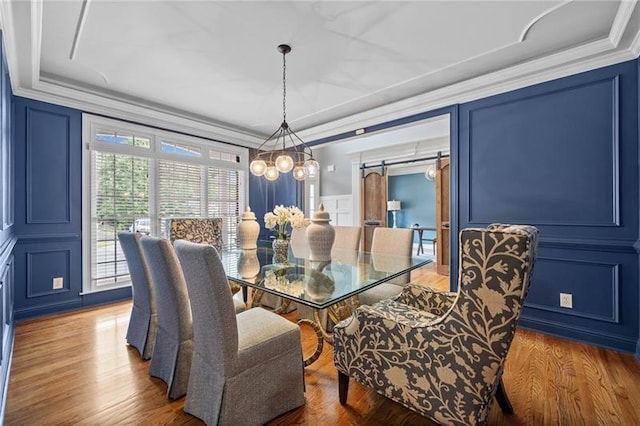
[[53, 277, 64, 290], [559, 292, 573, 309]]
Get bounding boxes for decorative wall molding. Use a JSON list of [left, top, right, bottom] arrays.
[[26, 249, 71, 298], [538, 237, 638, 253], [319, 194, 353, 226], [527, 258, 619, 324], [16, 233, 81, 241], [465, 76, 621, 227], [609, 0, 638, 48], [25, 107, 71, 225], [519, 1, 570, 43]]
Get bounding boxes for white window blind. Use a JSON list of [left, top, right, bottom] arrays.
[[91, 151, 150, 289], [83, 114, 248, 293], [207, 167, 240, 247], [158, 160, 203, 236]]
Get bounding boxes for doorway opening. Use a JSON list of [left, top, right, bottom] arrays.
[[312, 111, 454, 287]]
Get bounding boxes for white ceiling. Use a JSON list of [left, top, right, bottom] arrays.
[[1, 1, 639, 147]]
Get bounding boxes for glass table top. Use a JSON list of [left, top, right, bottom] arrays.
[[220, 240, 432, 310]]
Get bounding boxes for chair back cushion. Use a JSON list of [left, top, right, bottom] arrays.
[[118, 232, 155, 314], [290, 227, 309, 258], [442, 224, 538, 414], [174, 240, 239, 367], [166, 218, 224, 253], [332, 226, 362, 251], [371, 227, 413, 284], [140, 236, 192, 340], [371, 227, 413, 256]]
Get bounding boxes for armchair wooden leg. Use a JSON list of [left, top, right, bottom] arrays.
[[338, 372, 349, 404], [242, 285, 248, 303], [495, 378, 514, 414]]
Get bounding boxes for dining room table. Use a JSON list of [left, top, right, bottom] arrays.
[[220, 240, 432, 366]]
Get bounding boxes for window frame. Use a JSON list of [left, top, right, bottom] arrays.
[[82, 114, 248, 294]]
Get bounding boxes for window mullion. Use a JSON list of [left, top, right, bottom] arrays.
[[201, 165, 208, 217]]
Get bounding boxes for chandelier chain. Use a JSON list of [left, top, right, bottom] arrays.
[[282, 49, 287, 122]]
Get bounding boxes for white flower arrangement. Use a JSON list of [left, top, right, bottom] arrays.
[[264, 205, 310, 240]]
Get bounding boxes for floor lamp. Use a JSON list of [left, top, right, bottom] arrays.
[[387, 200, 401, 228]]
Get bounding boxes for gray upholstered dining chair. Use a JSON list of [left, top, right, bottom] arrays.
[[358, 227, 414, 305], [118, 232, 157, 360], [139, 236, 193, 400], [173, 240, 305, 425], [331, 225, 362, 253], [334, 224, 539, 425]]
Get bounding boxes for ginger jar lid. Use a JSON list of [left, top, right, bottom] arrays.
[[241, 206, 257, 220], [312, 204, 331, 222]]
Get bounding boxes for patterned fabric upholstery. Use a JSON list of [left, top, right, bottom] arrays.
[[334, 224, 539, 426], [166, 218, 224, 252], [166, 217, 241, 295]]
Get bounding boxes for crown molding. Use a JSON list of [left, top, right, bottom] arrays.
[[2, 1, 639, 148], [17, 83, 262, 147], [300, 36, 638, 143]]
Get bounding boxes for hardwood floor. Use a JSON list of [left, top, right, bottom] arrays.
[[5, 263, 640, 425]]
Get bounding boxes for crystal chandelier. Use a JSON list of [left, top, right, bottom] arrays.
[[249, 44, 319, 181]]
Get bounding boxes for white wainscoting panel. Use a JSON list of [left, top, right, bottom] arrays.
[[320, 194, 354, 226]]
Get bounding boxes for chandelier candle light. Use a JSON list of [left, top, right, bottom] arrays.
[[249, 44, 320, 181]]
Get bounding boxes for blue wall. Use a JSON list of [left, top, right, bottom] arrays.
[[0, 31, 16, 416], [458, 59, 639, 353], [12, 97, 131, 320], [3, 54, 639, 358], [388, 173, 436, 242]]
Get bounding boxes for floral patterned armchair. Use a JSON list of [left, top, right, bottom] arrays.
[[333, 224, 538, 425], [166, 218, 241, 295]]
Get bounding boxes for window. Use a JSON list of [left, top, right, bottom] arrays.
[[305, 177, 319, 218], [83, 114, 248, 293], [91, 152, 150, 288]]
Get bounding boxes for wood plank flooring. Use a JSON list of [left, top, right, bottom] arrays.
[[5, 263, 640, 425]]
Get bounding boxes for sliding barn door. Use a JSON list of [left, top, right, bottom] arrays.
[[436, 159, 450, 275], [361, 170, 387, 251]]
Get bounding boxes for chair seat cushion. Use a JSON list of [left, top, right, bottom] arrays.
[[236, 308, 300, 368], [358, 282, 405, 306], [233, 298, 246, 314], [369, 299, 438, 327]]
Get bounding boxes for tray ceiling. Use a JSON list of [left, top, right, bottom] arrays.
[[1, 1, 639, 146]]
